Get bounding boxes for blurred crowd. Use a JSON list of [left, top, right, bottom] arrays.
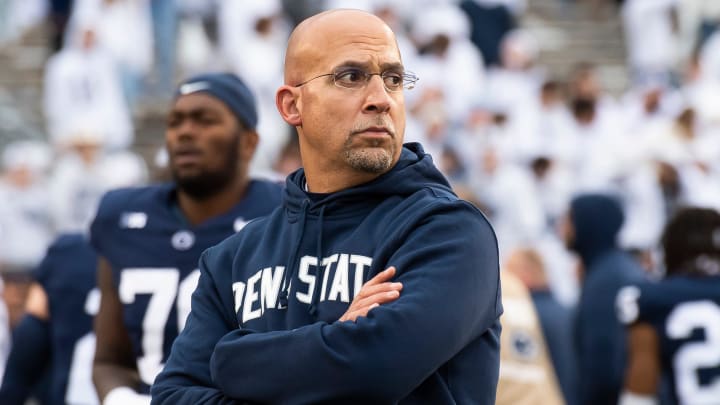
[[0, 0, 719, 402]]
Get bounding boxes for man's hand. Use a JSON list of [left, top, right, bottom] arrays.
[[339, 266, 402, 322]]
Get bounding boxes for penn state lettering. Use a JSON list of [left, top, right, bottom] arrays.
[[233, 253, 373, 323]]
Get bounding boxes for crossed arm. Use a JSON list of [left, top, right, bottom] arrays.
[[151, 266, 404, 404]]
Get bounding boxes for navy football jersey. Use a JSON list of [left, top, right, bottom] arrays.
[[34, 233, 99, 405], [618, 276, 720, 405], [89, 181, 282, 392]]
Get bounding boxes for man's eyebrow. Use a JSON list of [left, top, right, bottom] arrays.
[[333, 60, 370, 70], [380, 62, 405, 72], [333, 60, 405, 72]]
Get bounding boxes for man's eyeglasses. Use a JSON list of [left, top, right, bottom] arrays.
[[294, 67, 419, 92]]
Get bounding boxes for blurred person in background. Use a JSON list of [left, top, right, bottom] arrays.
[[0, 158, 144, 405], [43, 22, 133, 151], [646, 107, 720, 211], [527, 154, 573, 234], [563, 193, 646, 405], [505, 247, 578, 405], [48, 126, 148, 234], [0, 140, 54, 344], [410, 2, 486, 126], [621, 0, 679, 86], [175, 0, 218, 77], [483, 28, 544, 155], [48, 126, 148, 232], [459, 0, 521, 67], [471, 147, 545, 259], [0, 235, 98, 405], [523, 155, 580, 308], [496, 269, 564, 405], [561, 63, 634, 192], [683, 51, 720, 132], [90, 72, 282, 404], [618, 206, 720, 405], [520, 81, 577, 167], [218, 0, 294, 180], [0, 140, 53, 277], [71, 0, 154, 112], [566, 62, 624, 135]]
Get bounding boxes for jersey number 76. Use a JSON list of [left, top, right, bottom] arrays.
[[119, 268, 201, 386]]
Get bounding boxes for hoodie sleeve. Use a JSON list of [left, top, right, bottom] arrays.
[[209, 202, 501, 403], [150, 251, 239, 405]]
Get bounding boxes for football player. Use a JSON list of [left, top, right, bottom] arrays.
[[0, 233, 99, 405], [496, 270, 564, 405], [618, 207, 720, 405], [91, 73, 283, 404]]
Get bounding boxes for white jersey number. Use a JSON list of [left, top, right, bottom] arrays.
[[666, 300, 720, 405], [119, 268, 200, 386]]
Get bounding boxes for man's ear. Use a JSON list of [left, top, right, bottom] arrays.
[[276, 86, 302, 127]]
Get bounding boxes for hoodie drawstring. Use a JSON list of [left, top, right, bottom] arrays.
[[308, 205, 326, 316], [278, 200, 308, 308]]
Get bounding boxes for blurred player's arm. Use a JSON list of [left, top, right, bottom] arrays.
[[619, 323, 659, 405], [93, 257, 149, 405], [0, 283, 50, 403]]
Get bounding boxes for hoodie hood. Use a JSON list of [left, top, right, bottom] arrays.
[[569, 193, 624, 267], [277, 142, 454, 313], [283, 142, 452, 218]]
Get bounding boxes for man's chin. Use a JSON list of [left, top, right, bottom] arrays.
[[172, 167, 203, 183], [174, 171, 228, 199], [345, 146, 394, 174]]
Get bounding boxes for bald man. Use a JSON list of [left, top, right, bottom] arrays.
[[151, 9, 502, 404]]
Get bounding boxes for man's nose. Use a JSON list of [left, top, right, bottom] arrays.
[[362, 75, 392, 114], [175, 118, 199, 139]]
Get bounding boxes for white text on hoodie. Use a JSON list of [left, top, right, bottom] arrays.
[[232, 253, 374, 324]]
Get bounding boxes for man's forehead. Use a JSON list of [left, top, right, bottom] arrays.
[[171, 93, 228, 113], [301, 9, 389, 33], [307, 33, 401, 68], [285, 10, 400, 82]]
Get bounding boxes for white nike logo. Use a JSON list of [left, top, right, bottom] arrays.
[[179, 81, 210, 95]]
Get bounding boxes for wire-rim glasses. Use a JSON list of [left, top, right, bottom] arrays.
[[293, 66, 419, 91]]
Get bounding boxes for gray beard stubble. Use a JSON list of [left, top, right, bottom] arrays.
[[343, 140, 394, 173]]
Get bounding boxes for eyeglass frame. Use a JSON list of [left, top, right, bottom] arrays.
[[292, 65, 419, 92]]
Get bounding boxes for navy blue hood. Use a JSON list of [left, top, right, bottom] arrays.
[[283, 142, 453, 217], [569, 193, 624, 267], [279, 142, 454, 313]]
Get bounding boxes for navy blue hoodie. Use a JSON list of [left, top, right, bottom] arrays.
[[570, 194, 645, 405], [151, 143, 502, 404]]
